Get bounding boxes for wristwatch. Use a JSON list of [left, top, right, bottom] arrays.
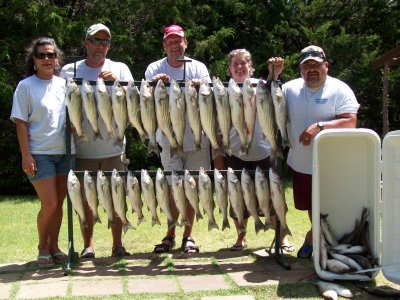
[[317, 121, 324, 131]]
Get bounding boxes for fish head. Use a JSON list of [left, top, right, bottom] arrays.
[[199, 78, 210, 96]]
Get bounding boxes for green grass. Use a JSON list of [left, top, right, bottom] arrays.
[[0, 176, 398, 299]]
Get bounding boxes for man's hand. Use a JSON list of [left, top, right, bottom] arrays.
[[267, 57, 284, 81]]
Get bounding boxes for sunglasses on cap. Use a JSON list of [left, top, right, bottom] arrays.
[[35, 52, 57, 59], [87, 37, 111, 46], [299, 51, 326, 62]]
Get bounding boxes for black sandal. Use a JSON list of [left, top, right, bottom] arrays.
[[181, 236, 199, 253], [154, 236, 175, 253]]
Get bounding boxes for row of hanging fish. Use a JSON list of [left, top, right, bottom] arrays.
[[319, 207, 378, 280], [67, 166, 291, 236], [65, 76, 289, 162]]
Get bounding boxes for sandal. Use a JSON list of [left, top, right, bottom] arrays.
[[181, 236, 199, 253], [37, 255, 55, 269], [281, 244, 295, 253], [154, 236, 175, 253], [230, 243, 247, 251], [112, 246, 131, 257], [51, 251, 68, 264], [80, 247, 95, 258]]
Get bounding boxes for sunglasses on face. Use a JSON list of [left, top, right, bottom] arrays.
[[87, 37, 111, 46], [299, 51, 326, 62], [35, 52, 57, 59]]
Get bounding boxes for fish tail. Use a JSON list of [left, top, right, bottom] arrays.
[[82, 220, 89, 229], [196, 211, 203, 222], [167, 219, 177, 231], [264, 220, 274, 231], [254, 218, 264, 234], [78, 133, 89, 142], [148, 142, 160, 157], [93, 131, 101, 141], [152, 216, 161, 227], [195, 142, 201, 151], [181, 217, 191, 227], [208, 219, 219, 231], [224, 145, 232, 156], [123, 221, 135, 233], [93, 215, 102, 225], [177, 145, 184, 158], [282, 225, 292, 237], [221, 218, 230, 231], [108, 219, 115, 229], [137, 214, 146, 225]]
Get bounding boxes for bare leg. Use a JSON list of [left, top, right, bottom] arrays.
[[305, 209, 312, 244], [32, 177, 59, 257], [48, 174, 67, 254]]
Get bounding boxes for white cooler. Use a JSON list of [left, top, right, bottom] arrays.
[[311, 128, 400, 283]]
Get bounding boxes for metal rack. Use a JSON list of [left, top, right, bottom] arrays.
[[63, 58, 290, 274]]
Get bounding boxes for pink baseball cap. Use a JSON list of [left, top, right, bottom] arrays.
[[163, 25, 185, 40]]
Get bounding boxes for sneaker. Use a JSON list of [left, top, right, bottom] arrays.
[[297, 241, 313, 259]]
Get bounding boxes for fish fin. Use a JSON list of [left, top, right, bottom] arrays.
[[283, 226, 292, 237], [137, 215, 146, 225], [108, 219, 115, 229], [123, 222, 135, 233], [264, 221, 274, 231], [181, 217, 191, 227], [195, 143, 201, 151]]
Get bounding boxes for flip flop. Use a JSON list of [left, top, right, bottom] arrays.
[[37, 255, 55, 268], [230, 243, 247, 251], [51, 252, 68, 264], [281, 244, 295, 253]]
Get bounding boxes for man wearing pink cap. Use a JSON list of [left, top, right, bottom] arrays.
[[145, 24, 211, 254], [267, 45, 359, 259]]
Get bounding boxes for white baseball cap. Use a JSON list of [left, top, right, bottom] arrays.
[[85, 23, 111, 39]]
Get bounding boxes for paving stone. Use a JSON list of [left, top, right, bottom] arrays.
[[70, 266, 121, 280], [16, 281, 68, 299], [172, 261, 220, 276], [128, 278, 178, 293], [0, 262, 28, 273], [226, 260, 316, 286], [71, 279, 123, 296], [0, 283, 12, 300], [21, 269, 69, 284], [0, 272, 20, 284], [202, 296, 255, 300], [124, 265, 170, 277], [179, 274, 230, 292]]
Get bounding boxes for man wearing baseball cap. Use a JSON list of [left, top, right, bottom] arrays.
[[145, 25, 211, 254], [267, 45, 360, 259], [60, 23, 134, 258]]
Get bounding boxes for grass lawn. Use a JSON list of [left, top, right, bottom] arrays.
[[0, 171, 398, 299]]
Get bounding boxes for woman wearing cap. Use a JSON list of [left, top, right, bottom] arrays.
[[10, 37, 75, 268], [214, 49, 294, 252], [145, 24, 211, 254], [267, 45, 359, 259]]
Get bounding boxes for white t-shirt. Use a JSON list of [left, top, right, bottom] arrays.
[[283, 75, 360, 174], [10, 75, 75, 155], [229, 78, 271, 161], [60, 59, 133, 159], [145, 56, 211, 152]]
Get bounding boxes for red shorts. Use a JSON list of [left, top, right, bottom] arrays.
[[292, 169, 312, 211]]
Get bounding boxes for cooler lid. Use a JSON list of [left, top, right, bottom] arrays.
[[381, 130, 400, 284]]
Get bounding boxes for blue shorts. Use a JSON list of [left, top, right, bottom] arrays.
[[28, 154, 76, 182]]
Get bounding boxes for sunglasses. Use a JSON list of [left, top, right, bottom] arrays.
[[300, 51, 326, 62], [87, 37, 111, 46], [35, 52, 57, 59]]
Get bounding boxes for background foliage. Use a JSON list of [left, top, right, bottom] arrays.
[[0, 0, 399, 194]]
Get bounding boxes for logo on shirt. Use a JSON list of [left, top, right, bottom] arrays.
[[315, 98, 327, 104]]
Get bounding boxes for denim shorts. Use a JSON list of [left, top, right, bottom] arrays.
[[28, 154, 76, 182]]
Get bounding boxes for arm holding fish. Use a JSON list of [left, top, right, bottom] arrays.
[[150, 73, 170, 83], [299, 113, 357, 146], [15, 119, 36, 176]]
